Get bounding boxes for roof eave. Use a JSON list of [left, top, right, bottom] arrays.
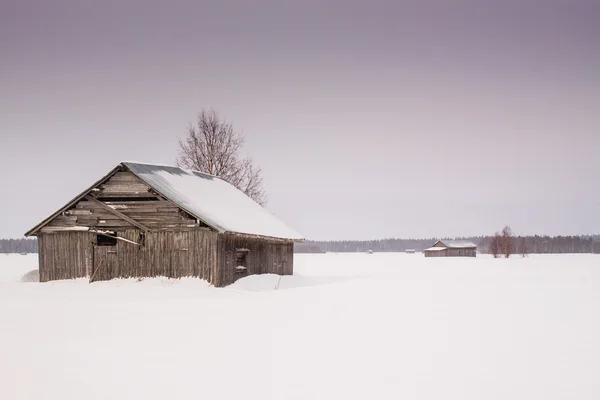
[[222, 231, 304, 242]]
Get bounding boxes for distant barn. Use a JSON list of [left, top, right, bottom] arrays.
[[424, 240, 477, 257], [25, 162, 303, 286]]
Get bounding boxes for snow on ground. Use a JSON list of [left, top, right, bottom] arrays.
[[1, 253, 600, 399]]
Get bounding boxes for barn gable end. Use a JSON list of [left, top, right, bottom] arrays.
[[36, 168, 207, 234]]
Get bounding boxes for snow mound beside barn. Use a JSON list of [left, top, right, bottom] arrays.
[[229, 273, 354, 292], [20, 269, 39, 282]]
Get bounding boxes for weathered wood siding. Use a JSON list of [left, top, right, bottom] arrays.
[[423, 249, 447, 257], [141, 230, 217, 282], [216, 234, 294, 287], [39, 230, 218, 283], [44, 170, 203, 232], [90, 230, 218, 282], [37, 230, 293, 287], [447, 248, 476, 257], [38, 232, 94, 282]]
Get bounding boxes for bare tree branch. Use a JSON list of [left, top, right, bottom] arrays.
[[490, 232, 501, 258], [177, 109, 268, 206], [501, 225, 514, 258]]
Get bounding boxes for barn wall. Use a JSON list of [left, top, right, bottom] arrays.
[[424, 249, 447, 257], [216, 234, 294, 287], [143, 229, 217, 282], [38, 229, 218, 283], [38, 232, 95, 282], [36, 230, 294, 286], [446, 248, 477, 257], [424, 248, 476, 257], [91, 229, 218, 282]]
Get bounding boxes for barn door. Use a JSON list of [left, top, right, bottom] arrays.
[[91, 234, 118, 282], [171, 232, 189, 278]]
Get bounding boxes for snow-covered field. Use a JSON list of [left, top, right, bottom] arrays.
[[1, 253, 600, 399]]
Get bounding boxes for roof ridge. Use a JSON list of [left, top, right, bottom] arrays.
[[121, 161, 219, 179]]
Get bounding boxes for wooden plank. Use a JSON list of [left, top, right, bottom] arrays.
[[110, 207, 180, 214], [38, 235, 47, 282], [104, 201, 173, 207], [100, 180, 149, 187], [98, 185, 152, 192], [151, 226, 203, 232], [77, 200, 169, 208], [41, 226, 90, 233], [76, 218, 133, 228], [84, 195, 150, 232], [103, 178, 146, 185], [90, 210, 176, 218], [111, 207, 160, 213], [118, 213, 187, 220], [156, 207, 184, 213], [75, 203, 181, 215], [48, 215, 77, 227], [65, 209, 93, 216], [110, 171, 144, 180], [78, 212, 188, 223], [95, 192, 158, 198], [48, 233, 56, 281]]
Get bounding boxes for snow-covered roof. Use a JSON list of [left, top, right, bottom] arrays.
[[424, 246, 447, 251], [25, 162, 303, 240], [437, 240, 477, 249], [124, 162, 303, 240]]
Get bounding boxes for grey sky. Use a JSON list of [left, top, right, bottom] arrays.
[[1, 0, 599, 240]]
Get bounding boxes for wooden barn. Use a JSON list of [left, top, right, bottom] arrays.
[[25, 162, 303, 286], [424, 240, 477, 257]]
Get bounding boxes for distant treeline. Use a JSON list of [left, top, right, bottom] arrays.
[[296, 235, 600, 254], [0, 238, 38, 254], [2, 235, 599, 255]]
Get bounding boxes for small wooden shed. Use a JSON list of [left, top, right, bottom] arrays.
[[25, 162, 303, 286], [424, 240, 477, 257]]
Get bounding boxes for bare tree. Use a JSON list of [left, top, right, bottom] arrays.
[[177, 109, 267, 205], [490, 232, 501, 258], [518, 236, 529, 257], [501, 225, 514, 258]]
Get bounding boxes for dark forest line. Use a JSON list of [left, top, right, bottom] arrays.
[[0, 238, 38, 254], [2, 235, 599, 255], [296, 235, 600, 254]]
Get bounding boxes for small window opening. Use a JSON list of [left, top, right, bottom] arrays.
[[235, 248, 249, 271], [138, 232, 146, 248], [97, 232, 117, 247]]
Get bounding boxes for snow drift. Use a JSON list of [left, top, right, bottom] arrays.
[[1, 253, 600, 400]]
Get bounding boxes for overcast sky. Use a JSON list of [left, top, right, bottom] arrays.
[[1, 0, 599, 240]]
